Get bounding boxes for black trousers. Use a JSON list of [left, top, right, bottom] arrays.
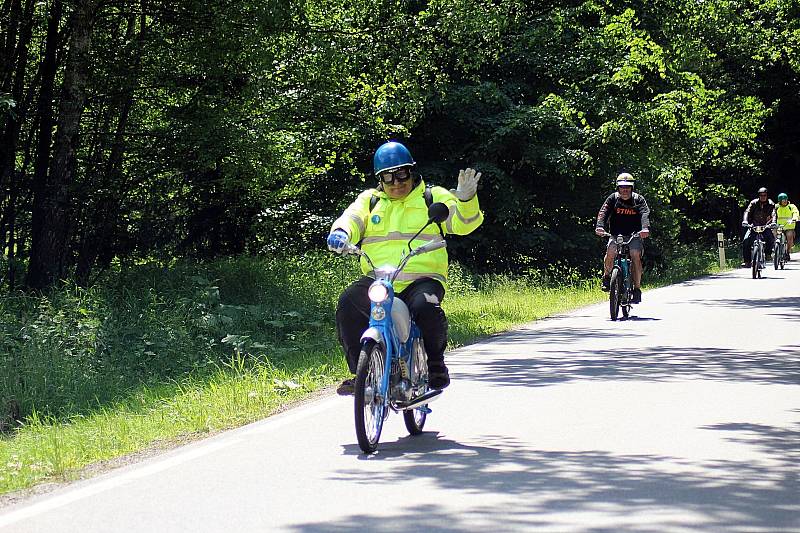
[[336, 277, 448, 374], [742, 228, 775, 263]]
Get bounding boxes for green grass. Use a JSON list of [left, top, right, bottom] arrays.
[[0, 248, 721, 495]]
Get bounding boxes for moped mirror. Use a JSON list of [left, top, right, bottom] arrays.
[[427, 202, 449, 224]]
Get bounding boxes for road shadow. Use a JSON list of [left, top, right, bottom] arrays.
[[619, 315, 661, 321], [687, 295, 800, 317], [294, 427, 800, 532], [449, 338, 800, 388]]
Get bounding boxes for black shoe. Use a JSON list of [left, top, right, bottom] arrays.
[[336, 378, 355, 396], [632, 288, 642, 304], [428, 363, 450, 390], [601, 275, 610, 291]]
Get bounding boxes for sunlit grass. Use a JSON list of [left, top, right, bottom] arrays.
[[0, 351, 344, 493]]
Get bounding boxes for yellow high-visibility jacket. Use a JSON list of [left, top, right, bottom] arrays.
[[776, 203, 799, 230], [331, 179, 484, 292]]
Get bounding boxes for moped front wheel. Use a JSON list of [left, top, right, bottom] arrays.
[[609, 268, 621, 321], [403, 338, 428, 435], [354, 340, 386, 453]]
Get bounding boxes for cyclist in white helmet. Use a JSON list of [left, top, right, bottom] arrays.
[[595, 172, 651, 304]]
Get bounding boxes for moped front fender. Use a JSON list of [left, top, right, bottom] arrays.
[[360, 327, 385, 347]]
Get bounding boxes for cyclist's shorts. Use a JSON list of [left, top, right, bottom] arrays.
[[607, 236, 643, 252]]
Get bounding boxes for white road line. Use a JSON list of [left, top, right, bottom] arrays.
[[0, 395, 340, 529]]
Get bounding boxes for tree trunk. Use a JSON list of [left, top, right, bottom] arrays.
[[26, 0, 96, 289], [0, 0, 35, 252], [76, 6, 146, 285]]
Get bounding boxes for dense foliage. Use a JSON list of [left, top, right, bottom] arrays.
[[1, 0, 798, 287]]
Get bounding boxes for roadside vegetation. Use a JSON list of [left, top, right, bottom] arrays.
[[0, 247, 723, 495]]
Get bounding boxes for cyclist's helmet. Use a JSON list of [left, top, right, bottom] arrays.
[[758, 187, 768, 194], [778, 192, 788, 202], [616, 172, 635, 187], [373, 142, 416, 175]]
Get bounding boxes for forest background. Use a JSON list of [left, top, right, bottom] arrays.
[[1, 0, 799, 449], [2, 0, 799, 290]]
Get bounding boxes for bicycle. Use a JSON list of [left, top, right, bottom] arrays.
[[745, 224, 774, 279], [774, 224, 786, 270], [340, 202, 450, 453], [600, 231, 641, 321]]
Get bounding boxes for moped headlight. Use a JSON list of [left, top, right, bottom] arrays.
[[368, 283, 389, 303], [371, 305, 386, 321], [616, 236, 624, 245]]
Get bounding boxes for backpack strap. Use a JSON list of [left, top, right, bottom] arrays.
[[425, 186, 445, 237], [368, 185, 444, 236], [368, 185, 435, 212], [423, 186, 433, 207]]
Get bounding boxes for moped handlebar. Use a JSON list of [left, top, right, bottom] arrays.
[[340, 239, 447, 281]]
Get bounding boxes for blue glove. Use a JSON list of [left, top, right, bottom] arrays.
[[326, 229, 349, 253]]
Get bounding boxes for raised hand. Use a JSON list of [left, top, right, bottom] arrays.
[[451, 168, 481, 201]]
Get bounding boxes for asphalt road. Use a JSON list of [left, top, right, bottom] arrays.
[[2, 263, 799, 532]]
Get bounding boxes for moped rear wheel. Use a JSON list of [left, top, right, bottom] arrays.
[[403, 338, 428, 435], [609, 268, 621, 321], [354, 340, 385, 453]]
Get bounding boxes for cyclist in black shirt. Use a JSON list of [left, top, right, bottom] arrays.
[[595, 173, 651, 304], [740, 187, 776, 268]]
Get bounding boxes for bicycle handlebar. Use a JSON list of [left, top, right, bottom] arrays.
[[744, 223, 777, 231], [599, 231, 641, 245]]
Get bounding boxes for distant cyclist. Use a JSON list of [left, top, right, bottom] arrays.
[[595, 172, 651, 304], [775, 193, 798, 261], [741, 187, 776, 268]]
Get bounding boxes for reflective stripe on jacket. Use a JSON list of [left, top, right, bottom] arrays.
[[776, 203, 799, 230], [331, 179, 483, 291]]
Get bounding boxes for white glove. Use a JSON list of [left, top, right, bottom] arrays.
[[451, 168, 481, 201]]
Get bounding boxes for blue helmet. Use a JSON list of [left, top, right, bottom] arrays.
[[373, 142, 416, 175]]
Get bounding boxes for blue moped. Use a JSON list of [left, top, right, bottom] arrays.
[[341, 202, 450, 453]]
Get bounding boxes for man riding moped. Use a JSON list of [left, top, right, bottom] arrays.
[[327, 141, 484, 395]]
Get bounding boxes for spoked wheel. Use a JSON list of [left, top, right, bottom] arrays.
[[751, 244, 759, 279], [774, 244, 782, 270], [609, 268, 621, 321], [403, 338, 428, 435], [354, 340, 386, 453]]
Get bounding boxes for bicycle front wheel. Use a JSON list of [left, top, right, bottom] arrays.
[[609, 268, 621, 321], [403, 338, 428, 435], [354, 340, 386, 453], [752, 243, 759, 279]]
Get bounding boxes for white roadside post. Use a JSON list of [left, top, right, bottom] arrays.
[[717, 232, 726, 269]]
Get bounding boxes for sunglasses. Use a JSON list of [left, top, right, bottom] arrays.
[[379, 168, 412, 184]]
